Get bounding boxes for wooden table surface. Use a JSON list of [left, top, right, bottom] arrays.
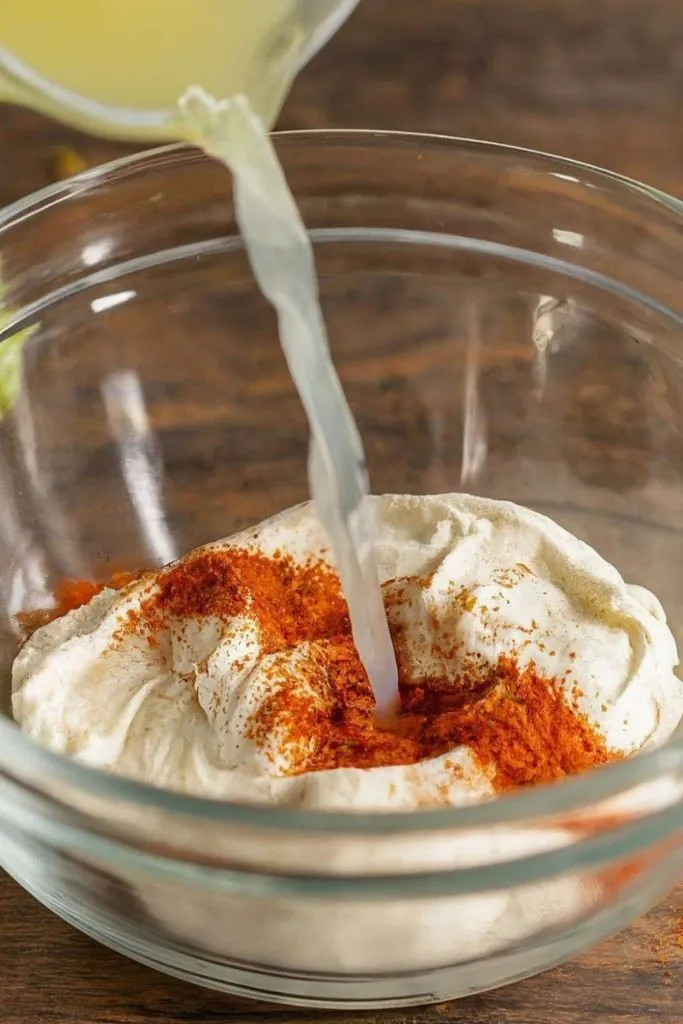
[[2, 0, 683, 1021]]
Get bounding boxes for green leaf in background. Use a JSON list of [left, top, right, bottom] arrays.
[[0, 290, 37, 419]]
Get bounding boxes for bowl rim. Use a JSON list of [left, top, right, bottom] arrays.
[[1, 128, 682, 233], [1, 128, 682, 836]]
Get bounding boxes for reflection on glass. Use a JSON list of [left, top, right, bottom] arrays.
[[552, 228, 584, 249], [91, 290, 136, 314], [460, 302, 487, 485], [102, 370, 177, 566], [81, 239, 113, 267], [14, 385, 89, 579]]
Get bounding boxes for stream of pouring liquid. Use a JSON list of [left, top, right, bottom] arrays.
[[180, 89, 399, 720]]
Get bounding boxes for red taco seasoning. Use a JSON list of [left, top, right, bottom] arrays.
[[24, 549, 613, 794], [16, 570, 137, 636]]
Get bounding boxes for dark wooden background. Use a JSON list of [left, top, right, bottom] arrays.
[[2, 0, 683, 1021], [0, 0, 682, 205]]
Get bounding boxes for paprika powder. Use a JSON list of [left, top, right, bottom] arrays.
[[19, 548, 613, 795]]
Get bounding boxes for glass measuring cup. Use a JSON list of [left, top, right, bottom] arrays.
[[0, 0, 360, 139]]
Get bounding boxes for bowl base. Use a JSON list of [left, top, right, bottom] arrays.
[[5, 862, 647, 1010]]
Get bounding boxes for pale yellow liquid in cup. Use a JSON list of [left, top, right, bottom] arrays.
[[0, 0, 302, 135]]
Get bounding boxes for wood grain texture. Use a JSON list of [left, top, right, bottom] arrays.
[[0, 0, 681, 202], [2, 0, 683, 1021]]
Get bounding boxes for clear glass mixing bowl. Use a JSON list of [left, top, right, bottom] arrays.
[[1, 132, 683, 1010]]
